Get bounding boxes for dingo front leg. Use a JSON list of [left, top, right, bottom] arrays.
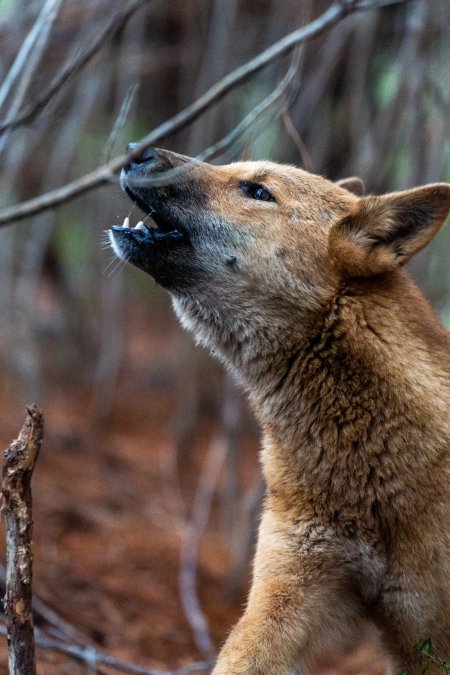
[[213, 510, 373, 675]]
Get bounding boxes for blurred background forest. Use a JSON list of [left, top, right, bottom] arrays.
[[0, 0, 449, 672]]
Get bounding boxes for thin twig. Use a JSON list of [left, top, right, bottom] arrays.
[[179, 436, 226, 659], [0, 625, 213, 675], [102, 83, 140, 165], [0, 0, 150, 137], [2, 405, 44, 675], [199, 48, 302, 163], [179, 380, 241, 658], [0, 0, 60, 114], [0, 0, 412, 228], [356, 0, 412, 7], [0, 0, 62, 155], [282, 110, 314, 171]]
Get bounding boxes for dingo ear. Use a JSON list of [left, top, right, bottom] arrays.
[[329, 184, 450, 277], [335, 177, 365, 196]]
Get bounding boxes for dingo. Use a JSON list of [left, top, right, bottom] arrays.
[[109, 147, 450, 674]]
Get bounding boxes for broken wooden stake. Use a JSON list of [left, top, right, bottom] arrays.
[[2, 405, 43, 675]]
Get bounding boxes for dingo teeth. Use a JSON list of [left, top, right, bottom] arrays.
[[119, 217, 152, 230]]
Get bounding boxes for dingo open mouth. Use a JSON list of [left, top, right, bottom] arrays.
[[111, 213, 184, 245]]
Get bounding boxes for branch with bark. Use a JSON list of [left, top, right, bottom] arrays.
[[2, 405, 44, 675]]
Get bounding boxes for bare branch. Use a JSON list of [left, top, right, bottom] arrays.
[[127, 49, 302, 191], [199, 48, 302, 163], [2, 405, 44, 675], [179, 380, 241, 658], [356, 0, 413, 7], [0, 0, 62, 154], [0, 0, 414, 228], [179, 439, 224, 658], [0, 0, 150, 137], [0, 625, 213, 675], [0, 0, 61, 115]]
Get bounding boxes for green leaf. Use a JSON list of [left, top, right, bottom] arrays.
[[415, 639, 433, 655]]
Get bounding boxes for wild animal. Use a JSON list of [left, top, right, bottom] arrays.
[[109, 147, 450, 674]]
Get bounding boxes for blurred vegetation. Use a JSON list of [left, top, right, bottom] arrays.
[[0, 0, 448, 406]]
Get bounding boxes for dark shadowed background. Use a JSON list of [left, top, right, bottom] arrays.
[[0, 0, 449, 672]]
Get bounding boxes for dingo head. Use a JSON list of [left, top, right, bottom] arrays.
[[110, 147, 450, 369]]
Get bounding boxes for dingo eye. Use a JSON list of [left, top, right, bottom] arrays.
[[239, 181, 276, 203]]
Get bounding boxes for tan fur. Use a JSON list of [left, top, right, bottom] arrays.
[[110, 149, 450, 674]]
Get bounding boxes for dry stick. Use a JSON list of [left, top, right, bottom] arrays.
[[0, 0, 150, 137], [0, 625, 212, 675], [179, 381, 241, 658], [0, 0, 413, 228], [127, 48, 302, 192], [0, 0, 62, 155], [198, 48, 302, 163], [0, 0, 61, 114], [2, 405, 44, 675], [179, 435, 227, 658], [101, 83, 140, 165], [282, 110, 314, 171]]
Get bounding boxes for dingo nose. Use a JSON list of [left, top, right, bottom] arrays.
[[124, 144, 156, 171]]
